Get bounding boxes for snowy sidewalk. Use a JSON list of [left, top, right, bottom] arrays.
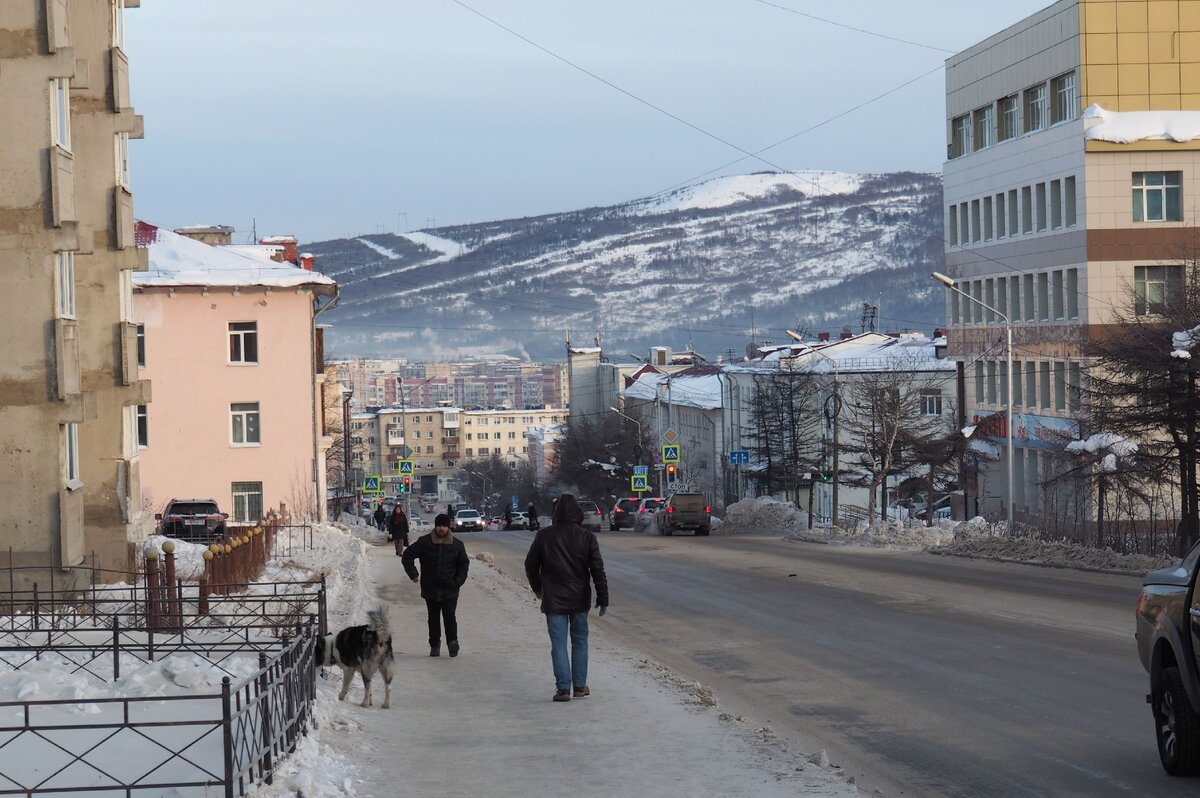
[[311, 540, 857, 798]]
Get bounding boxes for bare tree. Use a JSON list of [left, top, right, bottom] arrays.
[[552, 410, 650, 502]]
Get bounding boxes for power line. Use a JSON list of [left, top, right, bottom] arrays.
[[748, 0, 955, 53]]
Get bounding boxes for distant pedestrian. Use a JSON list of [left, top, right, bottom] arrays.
[[388, 504, 410, 555], [447, 503, 457, 520], [524, 494, 608, 702], [402, 513, 470, 657], [373, 502, 387, 533], [504, 505, 513, 529], [527, 502, 539, 531]]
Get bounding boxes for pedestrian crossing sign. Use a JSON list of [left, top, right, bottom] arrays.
[[398, 460, 414, 475], [661, 445, 680, 463], [631, 475, 648, 492], [362, 475, 382, 494]]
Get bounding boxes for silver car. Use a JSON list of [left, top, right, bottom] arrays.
[[578, 500, 602, 533]]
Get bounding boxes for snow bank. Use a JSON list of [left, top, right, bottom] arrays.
[[717, 496, 809, 535], [1084, 103, 1200, 143], [787, 518, 955, 549]]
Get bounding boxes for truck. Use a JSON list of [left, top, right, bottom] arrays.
[[1136, 540, 1200, 775], [155, 498, 228, 543], [657, 493, 711, 536]]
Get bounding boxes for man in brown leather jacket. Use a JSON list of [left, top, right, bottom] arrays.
[[524, 494, 609, 702]]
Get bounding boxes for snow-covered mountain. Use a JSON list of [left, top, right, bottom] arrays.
[[306, 170, 945, 361]]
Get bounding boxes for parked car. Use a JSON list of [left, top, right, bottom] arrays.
[[657, 493, 711, 536], [156, 499, 228, 543], [578, 500, 603, 533], [1137, 541, 1200, 774], [490, 516, 504, 527], [633, 498, 666, 532], [609, 497, 642, 531], [410, 516, 430, 531], [505, 511, 529, 531], [453, 509, 485, 532]]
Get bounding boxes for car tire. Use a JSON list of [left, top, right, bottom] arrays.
[[696, 527, 710, 536], [1156, 666, 1200, 775]]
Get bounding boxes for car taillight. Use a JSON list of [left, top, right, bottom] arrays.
[[614, 508, 623, 513], [704, 506, 711, 514], [595, 509, 601, 515], [668, 506, 675, 513]]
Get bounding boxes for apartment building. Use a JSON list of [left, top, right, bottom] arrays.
[[943, 0, 1200, 526], [0, 0, 150, 587], [334, 359, 566, 411]]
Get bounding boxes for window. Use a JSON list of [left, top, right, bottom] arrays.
[[493, 432, 501, 440], [1052, 271, 1065, 319], [1039, 362, 1052, 409], [1066, 268, 1079, 319], [921, 390, 943, 416], [115, 132, 130, 189], [959, 204, 969, 244], [508, 431, 516, 439], [1038, 273, 1050, 321], [971, 281, 983, 324], [229, 321, 259, 364], [1021, 186, 1033, 233], [997, 278, 1008, 320], [427, 415, 433, 423], [231, 402, 261, 445], [1035, 182, 1047, 231], [1133, 172, 1182, 222], [55, 251, 75, 319], [1010, 276, 1020, 323], [466, 448, 473, 457], [986, 361, 997, 404], [63, 423, 80, 486], [995, 193, 1006, 238], [136, 323, 145, 366], [999, 360, 1008, 404], [983, 196, 993, 240], [1064, 176, 1077, 226], [948, 207, 958, 245], [1134, 265, 1184, 315], [950, 290, 960, 325], [112, 0, 126, 49], [1025, 361, 1037, 408], [985, 279, 995, 324], [1012, 361, 1023, 408], [479, 418, 488, 426], [1051, 72, 1077, 124], [465, 432, 473, 441], [231, 481, 263, 522], [1023, 83, 1047, 133], [426, 445, 434, 453], [1050, 180, 1062, 229], [1054, 362, 1066, 411], [137, 404, 148, 447], [1008, 188, 1019, 234], [971, 200, 981, 243], [1068, 363, 1081, 413], [951, 114, 971, 158], [51, 78, 70, 150], [479, 447, 488, 455], [1023, 274, 1035, 322], [998, 95, 1019, 141], [973, 105, 995, 150]]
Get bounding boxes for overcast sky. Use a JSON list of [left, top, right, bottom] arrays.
[[126, 1, 1051, 244]]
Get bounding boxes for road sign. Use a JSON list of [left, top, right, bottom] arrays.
[[662, 427, 679, 444], [398, 459, 414, 475], [728, 450, 750, 466], [631, 475, 648, 492], [661, 444, 680, 463], [362, 475, 382, 494], [633, 465, 648, 476], [398, 445, 413, 459]]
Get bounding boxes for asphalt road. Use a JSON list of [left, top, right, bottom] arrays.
[[460, 527, 1183, 798]]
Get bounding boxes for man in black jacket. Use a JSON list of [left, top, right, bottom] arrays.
[[402, 514, 470, 657], [524, 494, 609, 702]]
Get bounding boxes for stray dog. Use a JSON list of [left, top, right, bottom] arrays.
[[315, 605, 394, 708]]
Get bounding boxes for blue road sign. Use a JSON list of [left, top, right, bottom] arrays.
[[728, 450, 750, 466], [662, 445, 680, 463], [362, 475, 382, 494], [633, 465, 649, 476], [631, 475, 649, 492], [398, 460, 414, 474]]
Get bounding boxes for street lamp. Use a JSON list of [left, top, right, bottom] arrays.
[[609, 406, 645, 493], [805, 347, 841, 530], [931, 271, 1014, 534], [396, 376, 434, 514]]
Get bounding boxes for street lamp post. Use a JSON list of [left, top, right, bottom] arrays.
[[609, 406, 643, 494], [396, 377, 434, 515], [803, 347, 841, 530], [932, 271, 1015, 535]]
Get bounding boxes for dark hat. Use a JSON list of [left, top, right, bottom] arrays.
[[434, 513, 452, 528]]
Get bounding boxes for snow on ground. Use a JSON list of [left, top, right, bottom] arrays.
[[398, 232, 473, 262], [629, 171, 866, 214]]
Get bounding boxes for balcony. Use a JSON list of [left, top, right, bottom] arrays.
[[441, 451, 461, 461]]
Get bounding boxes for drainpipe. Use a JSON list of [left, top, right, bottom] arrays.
[[311, 287, 340, 521]]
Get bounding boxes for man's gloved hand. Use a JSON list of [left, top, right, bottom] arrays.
[[410, 575, 419, 583], [598, 605, 608, 617]]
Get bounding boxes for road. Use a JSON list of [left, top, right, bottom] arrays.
[[459, 526, 1180, 798]]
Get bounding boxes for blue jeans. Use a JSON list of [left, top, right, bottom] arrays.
[[546, 612, 589, 691]]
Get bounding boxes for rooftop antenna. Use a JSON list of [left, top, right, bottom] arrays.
[[250, 217, 257, 244]]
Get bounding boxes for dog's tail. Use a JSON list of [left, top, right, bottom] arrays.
[[367, 604, 390, 642]]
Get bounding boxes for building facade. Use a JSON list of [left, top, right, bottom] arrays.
[[0, 0, 150, 587], [943, 0, 1200, 528]]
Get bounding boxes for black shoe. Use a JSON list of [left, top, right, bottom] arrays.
[[553, 689, 571, 702], [448, 640, 460, 657], [430, 644, 440, 657], [573, 685, 590, 698]]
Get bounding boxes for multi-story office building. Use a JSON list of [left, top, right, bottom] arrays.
[[0, 0, 150, 587], [943, 0, 1200, 527]]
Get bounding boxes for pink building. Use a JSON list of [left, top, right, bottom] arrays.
[[133, 223, 338, 522]]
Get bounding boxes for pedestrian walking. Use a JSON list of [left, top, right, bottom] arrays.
[[527, 501, 540, 531], [388, 504, 410, 555], [524, 494, 608, 702], [402, 514, 470, 657], [373, 502, 387, 533]]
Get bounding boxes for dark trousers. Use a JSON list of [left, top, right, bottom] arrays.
[[425, 596, 459, 645]]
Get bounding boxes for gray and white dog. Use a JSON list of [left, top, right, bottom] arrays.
[[315, 605, 394, 709]]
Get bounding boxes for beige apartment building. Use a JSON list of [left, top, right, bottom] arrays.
[[0, 1, 149, 588], [943, 0, 1200, 528]]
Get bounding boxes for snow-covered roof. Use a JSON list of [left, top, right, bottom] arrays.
[[135, 223, 335, 293], [568, 347, 603, 355], [1084, 104, 1200, 144], [260, 235, 297, 244], [779, 332, 952, 373], [222, 244, 284, 262], [624, 365, 723, 410]]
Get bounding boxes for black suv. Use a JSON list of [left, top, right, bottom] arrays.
[[609, 498, 641, 531], [156, 499, 228, 542]]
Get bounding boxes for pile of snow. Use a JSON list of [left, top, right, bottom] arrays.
[[1084, 103, 1200, 144], [1173, 324, 1200, 359], [716, 496, 809, 535], [630, 171, 865, 215], [787, 518, 956, 549]]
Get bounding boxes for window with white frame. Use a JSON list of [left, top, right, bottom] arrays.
[[136, 323, 145, 366], [115, 132, 130, 189], [972, 105, 995, 150], [51, 78, 71, 150], [1051, 72, 1077, 124], [112, 0, 126, 49], [228, 321, 258, 363], [231, 481, 263, 522], [1023, 83, 1047, 133], [1135, 265, 1184, 316], [951, 114, 971, 158], [920, 390, 943, 416], [137, 404, 148, 447], [1133, 171, 1182, 222], [63, 422, 80, 486], [55, 251, 75, 318], [230, 402, 261, 445], [998, 95, 1019, 141]]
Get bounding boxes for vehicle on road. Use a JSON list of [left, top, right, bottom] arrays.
[[504, 511, 529, 530], [156, 499, 228, 542], [657, 493, 711, 536], [453, 509, 485, 532], [609, 498, 641, 530], [633, 498, 665, 532], [578, 500, 603, 533], [1136, 540, 1200, 775]]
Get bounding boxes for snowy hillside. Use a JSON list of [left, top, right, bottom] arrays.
[[305, 170, 945, 360]]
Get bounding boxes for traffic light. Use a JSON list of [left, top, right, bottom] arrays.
[[400, 476, 411, 494], [666, 464, 677, 479]]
